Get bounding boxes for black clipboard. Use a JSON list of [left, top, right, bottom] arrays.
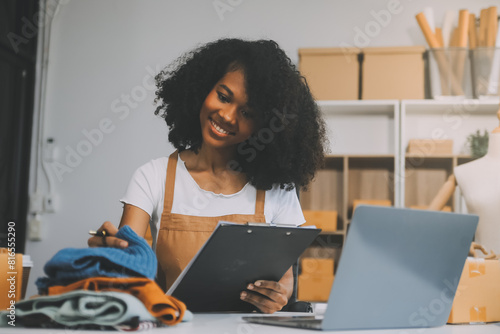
[[167, 221, 321, 312]]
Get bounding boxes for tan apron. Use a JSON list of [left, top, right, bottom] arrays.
[[156, 151, 267, 291]]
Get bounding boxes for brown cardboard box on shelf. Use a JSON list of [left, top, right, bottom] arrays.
[[301, 257, 334, 276], [352, 199, 391, 212], [407, 139, 454, 156], [0, 248, 24, 310], [298, 274, 334, 302], [362, 46, 426, 100], [448, 257, 500, 324], [302, 210, 337, 232], [298, 48, 360, 100], [298, 257, 335, 302], [410, 205, 452, 212], [302, 247, 341, 262]]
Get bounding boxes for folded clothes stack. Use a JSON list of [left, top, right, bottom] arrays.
[[0, 290, 159, 330], [0, 226, 189, 330]]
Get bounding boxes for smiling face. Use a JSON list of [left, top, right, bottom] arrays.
[[199, 68, 257, 152]]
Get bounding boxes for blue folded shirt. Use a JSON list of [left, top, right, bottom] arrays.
[[36, 226, 157, 292]]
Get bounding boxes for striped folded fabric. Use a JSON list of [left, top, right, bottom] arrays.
[[0, 290, 159, 329], [48, 276, 187, 326]]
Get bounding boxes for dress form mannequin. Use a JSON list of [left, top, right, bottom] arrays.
[[428, 107, 500, 253]]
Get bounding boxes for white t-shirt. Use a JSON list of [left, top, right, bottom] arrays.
[[120, 155, 305, 248]]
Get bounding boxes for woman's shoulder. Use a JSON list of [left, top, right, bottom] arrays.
[[263, 184, 304, 226], [139, 156, 170, 169], [264, 184, 299, 201], [132, 156, 170, 181]]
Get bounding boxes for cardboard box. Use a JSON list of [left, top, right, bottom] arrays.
[[299, 47, 360, 100], [302, 210, 337, 232], [301, 257, 334, 276], [448, 257, 500, 324], [407, 139, 454, 156], [410, 205, 452, 212], [0, 249, 24, 310], [298, 274, 334, 302], [302, 247, 341, 260], [352, 199, 391, 212], [362, 46, 426, 100]]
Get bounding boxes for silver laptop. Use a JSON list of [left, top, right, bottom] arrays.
[[243, 205, 478, 331]]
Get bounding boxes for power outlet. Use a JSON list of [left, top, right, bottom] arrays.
[[43, 137, 56, 162], [29, 192, 44, 213], [44, 195, 56, 213], [28, 215, 42, 241]]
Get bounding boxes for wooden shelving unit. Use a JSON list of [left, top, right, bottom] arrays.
[[298, 101, 399, 281], [400, 99, 500, 211], [299, 99, 499, 275]]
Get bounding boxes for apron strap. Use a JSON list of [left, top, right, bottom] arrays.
[[163, 150, 266, 216], [163, 150, 178, 214]]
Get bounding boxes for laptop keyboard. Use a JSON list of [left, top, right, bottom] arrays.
[[243, 316, 323, 330]]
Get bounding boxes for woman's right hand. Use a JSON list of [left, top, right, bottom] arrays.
[[87, 221, 128, 248]]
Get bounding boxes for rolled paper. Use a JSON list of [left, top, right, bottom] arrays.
[[457, 10, 469, 47], [416, 12, 440, 48], [434, 28, 445, 94], [436, 28, 444, 47], [479, 8, 488, 47], [455, 10, 470, 86], [450, 27, 458, 47], [486, 6, 498, 47], [416, 12, 465, 96], [496, 17, 500, 48], [442, 10, 455, 47]]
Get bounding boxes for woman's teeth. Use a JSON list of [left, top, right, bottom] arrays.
[[211, 120, 230, 135]]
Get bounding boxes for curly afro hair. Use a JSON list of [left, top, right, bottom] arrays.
[[154, 38, 327, 191]]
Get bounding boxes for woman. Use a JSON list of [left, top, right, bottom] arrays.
[[89, 38, 327, 313]]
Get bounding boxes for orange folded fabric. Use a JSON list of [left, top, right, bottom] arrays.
[[47, 277, 186, 326]]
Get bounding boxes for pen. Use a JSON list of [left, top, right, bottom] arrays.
[[88, 230, 108, 237]]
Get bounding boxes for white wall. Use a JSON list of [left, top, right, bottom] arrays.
[[25, 0, 496, 297]]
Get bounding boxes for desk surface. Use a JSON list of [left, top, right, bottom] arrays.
[[1, 313, 499, 334]]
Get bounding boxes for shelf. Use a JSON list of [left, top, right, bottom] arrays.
[[318, 231, 344, 236], [327, 154, 394, 158], [300, 99, 497, 281], [399, 99, 498, 206], [317, 100, 398, 115], [405, 154, 473, 159], [401, 99, 500, 114], [302, 98, 497, 231], [319, 100, 398, 156], [401, 100, 499, 154]]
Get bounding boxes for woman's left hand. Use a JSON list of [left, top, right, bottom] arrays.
[[240, 267, 294, 313]]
